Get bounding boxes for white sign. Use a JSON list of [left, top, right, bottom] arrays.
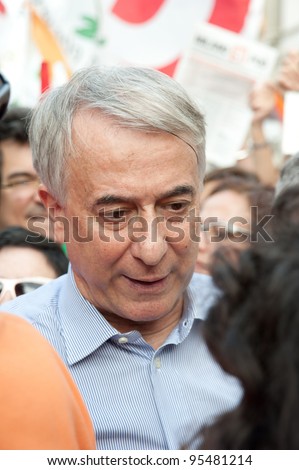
[[175, 22, 278, 167], [282, 91, 299, 156]]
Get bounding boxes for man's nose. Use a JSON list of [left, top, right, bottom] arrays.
[[130, 216, 167, 266]]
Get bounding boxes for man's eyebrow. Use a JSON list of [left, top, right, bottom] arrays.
[[95, 195, 132, 206], [159, 185, 195, 199], [95, 185, 195, 207]]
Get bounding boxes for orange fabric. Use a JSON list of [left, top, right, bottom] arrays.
[[275, 91, 284, 121], [0, 313, 96, 449], [28, 2, 72, 83]]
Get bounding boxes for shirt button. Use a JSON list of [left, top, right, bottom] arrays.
[[154, 357, 161, 369], [118, 336, 128, 344]]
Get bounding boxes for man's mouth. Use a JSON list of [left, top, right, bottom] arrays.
[[123, 274, 169, 292]]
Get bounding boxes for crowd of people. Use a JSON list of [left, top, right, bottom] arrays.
[[0, 43, 298, 451]]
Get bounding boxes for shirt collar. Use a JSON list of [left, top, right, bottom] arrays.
[[59, 267, 119, 365], [164, 273, 218, 346], [187, 272, 219, 320], [59, 267, 217, 365]]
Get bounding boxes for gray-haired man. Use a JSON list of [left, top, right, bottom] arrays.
[[1, 65, 241, 449]]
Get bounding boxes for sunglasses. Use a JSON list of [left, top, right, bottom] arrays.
[[0, 277, 53, 297]]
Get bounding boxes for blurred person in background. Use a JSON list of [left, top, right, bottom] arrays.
[[197, 235, 299, 449], [0, 226, 68, 304], [195, 179, 274, 275], [0, 107, 50, 237]]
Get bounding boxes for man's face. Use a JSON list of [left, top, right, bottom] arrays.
[[0, 140, 47, 230], [43, 111, 200, 328]]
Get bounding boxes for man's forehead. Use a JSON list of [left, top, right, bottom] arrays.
[[72, 109, 115, 136], [69, 109, 201, 198]]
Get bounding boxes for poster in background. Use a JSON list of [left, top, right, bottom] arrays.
[[0, 0, 265, 106], [175, 23, 278, 167]]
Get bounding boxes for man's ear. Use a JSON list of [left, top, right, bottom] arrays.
[[38, 184, 68, 244]]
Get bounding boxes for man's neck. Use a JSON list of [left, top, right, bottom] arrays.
[[103, 300, 184, 350]]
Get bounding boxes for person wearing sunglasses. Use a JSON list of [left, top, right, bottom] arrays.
[[0, 276, 53, 300], [0, 226, 68, 304]]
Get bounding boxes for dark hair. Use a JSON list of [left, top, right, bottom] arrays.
[[209, 178, 274, 209], [275, 154, 299, 198], [266, 186, 299, 248], [198, 239, 299, 449], [204, 167, 260, 185], [0, 107, 31, 143], [272, 185, 299, 228], [0, 226, 68, 277]]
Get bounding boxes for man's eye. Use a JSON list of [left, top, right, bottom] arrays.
[[166, 202, 188, 212], [102, 209, 127, 222]]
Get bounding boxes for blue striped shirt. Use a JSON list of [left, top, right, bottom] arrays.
[[1, 268, 242, 449]]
